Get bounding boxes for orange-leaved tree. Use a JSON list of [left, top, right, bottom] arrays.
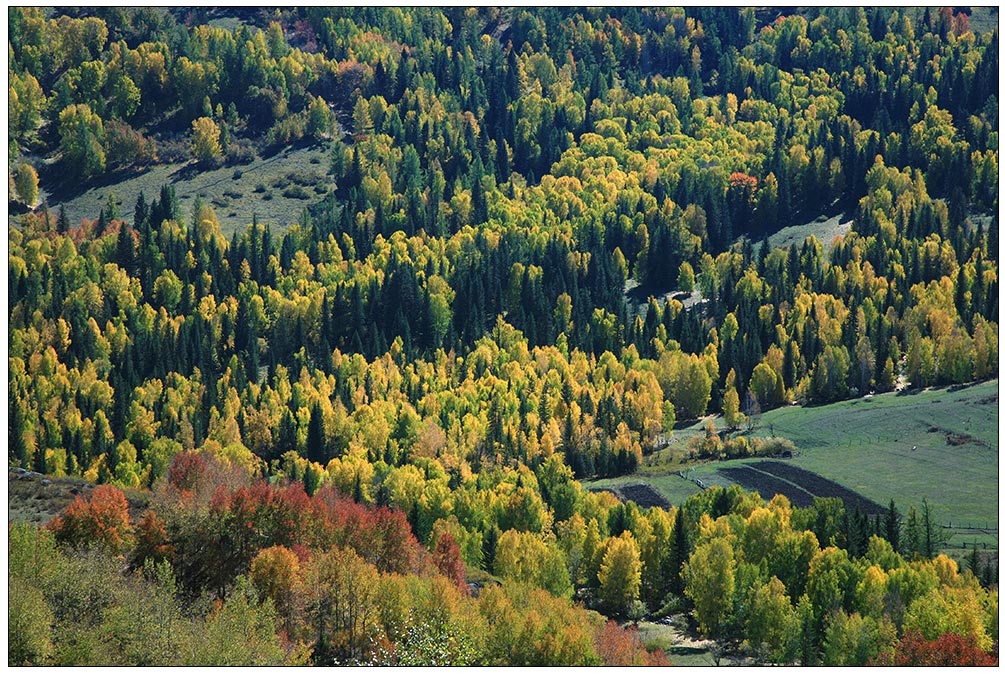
[[250, 544, 303, 636], [595, 620, 670, 666], [48, 484, 131, 552]]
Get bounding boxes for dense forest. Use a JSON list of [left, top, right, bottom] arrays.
[[8, 6, 999, 666]]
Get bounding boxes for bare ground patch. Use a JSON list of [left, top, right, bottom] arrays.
[[616, 483, 672, 509]]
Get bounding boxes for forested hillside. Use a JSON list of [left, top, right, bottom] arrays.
[[8, 6, 999, 666]]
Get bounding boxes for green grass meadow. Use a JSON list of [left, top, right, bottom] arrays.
[[734, 381, 999, 531], [594, 381, 999, 551]]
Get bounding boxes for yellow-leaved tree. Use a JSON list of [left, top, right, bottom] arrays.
[[14, 162, 39, 207], [191, 116, 222, 164], [598, 531, 642, 616]]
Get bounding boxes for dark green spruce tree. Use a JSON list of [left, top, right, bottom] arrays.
[[306, 403, 326, 465], [668, 505, 691, 596]]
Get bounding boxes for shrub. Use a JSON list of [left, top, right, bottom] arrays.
[[875, 630, 997, 666], [226, 139, 256, 165], [131, 511, 174, 569], [722, 436, 752, 459], [8, 576, 54, 665], [595, 620, 670, 666], [265, 114, 306, 147], [105, 119, 157, 169], [156, 137, 190, 163], [282, 185, 311, 200], [432, 532, 467, 592], [290, 171, 318, 186], [753, 437, 797, 457], [166, 450, 209, 493]]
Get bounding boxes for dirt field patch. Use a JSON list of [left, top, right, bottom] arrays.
[[617, 483, 672, 509], [718, 465, 816, 508], [749, 461, 887, 515]]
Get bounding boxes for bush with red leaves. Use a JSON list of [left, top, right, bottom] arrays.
[[150, 472, 433, 598], [595, 620, 670, 666], [872, 630, 998, 666]]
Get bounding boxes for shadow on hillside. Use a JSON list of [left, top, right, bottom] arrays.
[[44, 164, 156, 203], [170, 163, 202, 181]]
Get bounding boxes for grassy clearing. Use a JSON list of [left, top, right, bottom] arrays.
[[968, 7, 999, 35], [35, 143, 335, 236], [635, 621, 717, 666], [636, 620, 755, 666], [8, 470, 151, 527], [610, 381, 998, 550], [767, 212, 853, 253], [687, 381, 999, 547]]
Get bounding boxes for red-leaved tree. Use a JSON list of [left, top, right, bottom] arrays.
[[432, 531, 468, 592], [130, 510, 174, 568], [166, 450, 209, 493], [873, 630, 998, 666]]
